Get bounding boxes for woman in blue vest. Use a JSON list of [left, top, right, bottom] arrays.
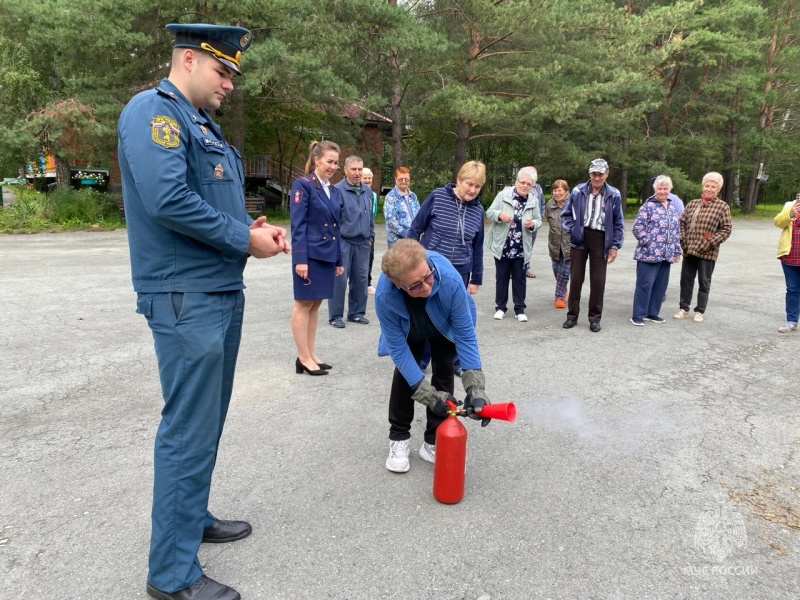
[[290, 141, 344, 375]]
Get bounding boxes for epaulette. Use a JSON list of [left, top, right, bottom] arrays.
[[155, 88, 179, 101]]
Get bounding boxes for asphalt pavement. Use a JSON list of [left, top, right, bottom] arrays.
[[1, 220, 798, 599]]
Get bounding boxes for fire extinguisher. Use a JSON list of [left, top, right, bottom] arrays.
[[433, 408, 467, 504], [433, 400, 516, 504]]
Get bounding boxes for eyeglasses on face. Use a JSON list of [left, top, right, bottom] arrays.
[[401, 266, 436, 292]]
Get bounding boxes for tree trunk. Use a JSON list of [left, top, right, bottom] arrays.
[[743, 146, 766, 214], [390, 49, 404, 170], [452, 118, 470, 181], [619, 137, 629, 205], [721, 121, 738, 206], [228, 87, 245, 155], [55, 152, 70, 188], [388, 0, 403, 168]]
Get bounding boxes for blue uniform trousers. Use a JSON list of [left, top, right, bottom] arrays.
[[632, 261, 671, 321], [137, 290, 244, 592], [328, 237, 370, 321]]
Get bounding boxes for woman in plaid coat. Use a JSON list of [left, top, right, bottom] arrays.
[[674, 172, 732, 323]]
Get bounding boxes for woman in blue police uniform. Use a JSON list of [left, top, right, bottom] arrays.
[[118, 23, 289, 600], [290, 140, 344, 376]]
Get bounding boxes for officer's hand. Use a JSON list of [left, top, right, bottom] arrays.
[[335, 266, 345, 276], [248, 227, 285, 258], [250, 218, 290, 254], [462, 369, 491, 427], [411, 378, 457, 414]]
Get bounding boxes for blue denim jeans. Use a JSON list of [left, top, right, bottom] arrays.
[[632, 260, 671, 321], [781, 261, 800, 323]]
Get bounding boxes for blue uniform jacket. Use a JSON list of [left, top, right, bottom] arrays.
[[117, 78, 252, 292], [334, 179, 375, 243], [560, 180, 625, 256], [375, 251, 481, 387], [289, 174, 343, 267]]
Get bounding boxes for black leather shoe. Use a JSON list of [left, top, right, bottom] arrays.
[[562, 319, 577, 329], [146, 575, 240, 600], [316, 362, 333, 370], [453, 367, 463, 377], [590, 322, 602, 333], [202, 519, 252, 544], [295, 358, 328, 376], [347, 315, 369, 324], [329, 319, 345, 328]]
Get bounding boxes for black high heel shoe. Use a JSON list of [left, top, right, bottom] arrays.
[[296, 358, 328, 376], [316, 362, 333, 370]]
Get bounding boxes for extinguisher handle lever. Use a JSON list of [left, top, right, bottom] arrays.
[[445, 397, 466, 416]]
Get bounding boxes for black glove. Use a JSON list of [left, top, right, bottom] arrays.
[[411, 378, 458, 415], [461, 369, 491, 427]]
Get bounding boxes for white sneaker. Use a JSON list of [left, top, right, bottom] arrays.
[[693, 312, 704, 323], [493, 310, 505, 320], [778, 322, 798, 333], [419, 442, 436, 464], [367, 286, 376, 294], [385, 439, 410, 472], [673, 309, 688, 320], [516, 313, 528, 322]]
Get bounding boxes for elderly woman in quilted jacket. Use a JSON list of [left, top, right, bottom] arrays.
[[630, 175, 682, 326], [674, 172, 732, 323]]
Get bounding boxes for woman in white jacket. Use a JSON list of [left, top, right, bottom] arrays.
[[485, 167, 542, 322]]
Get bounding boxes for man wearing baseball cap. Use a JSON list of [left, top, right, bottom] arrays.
[[560, 158, 625, 332], [118, 23, 289, 600]]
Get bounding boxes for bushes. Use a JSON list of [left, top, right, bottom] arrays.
[[0, 186, 124, 232]]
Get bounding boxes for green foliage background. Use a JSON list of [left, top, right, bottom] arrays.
[[0, 0, 798, 216]]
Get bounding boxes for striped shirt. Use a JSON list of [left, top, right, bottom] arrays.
[[584, 191, 605, 230], [407, 182, 485, 285]]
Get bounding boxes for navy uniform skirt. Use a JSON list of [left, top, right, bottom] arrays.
[[293, 258, 336, 300]]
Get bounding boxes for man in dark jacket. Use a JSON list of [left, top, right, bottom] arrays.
[[328, 155, 375, 327], [560, 158, 625, 332]]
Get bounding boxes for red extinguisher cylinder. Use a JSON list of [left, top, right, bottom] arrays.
[[433, 413, 468, 504]]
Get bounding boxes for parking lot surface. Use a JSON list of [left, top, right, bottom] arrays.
[[1, 221, 798, 599]]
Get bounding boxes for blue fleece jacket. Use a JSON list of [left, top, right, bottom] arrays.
[[375, 251, 481, 387]]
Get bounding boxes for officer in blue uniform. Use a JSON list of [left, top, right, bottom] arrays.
[[289, 140, 344, 375], [118, 23, 289, 600]]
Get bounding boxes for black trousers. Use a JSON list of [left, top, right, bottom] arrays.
[[388, 335, 455, 445], [494, 257, 527, 314], [368, 241, 375, 286], [679, 254, 716, 314], [567, 228, 607, 323]]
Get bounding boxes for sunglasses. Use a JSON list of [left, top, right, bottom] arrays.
[[400, 266, 436, 292]]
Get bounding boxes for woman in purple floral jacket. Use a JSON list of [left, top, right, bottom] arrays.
[[630, 175, 682, 326]]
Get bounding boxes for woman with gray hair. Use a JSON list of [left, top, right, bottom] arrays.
[[674, 172, 732, 323], [485, 166, 542, 322], [630, 175, 682, 325]]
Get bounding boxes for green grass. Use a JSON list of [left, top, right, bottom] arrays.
[[3, 189, 779, 235], [624, 201, 781, 220], [0, 186, 124, 233]]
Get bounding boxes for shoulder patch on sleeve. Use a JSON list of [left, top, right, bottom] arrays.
[[293, 189, 303, 204], [151, 115, 181, 149]]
